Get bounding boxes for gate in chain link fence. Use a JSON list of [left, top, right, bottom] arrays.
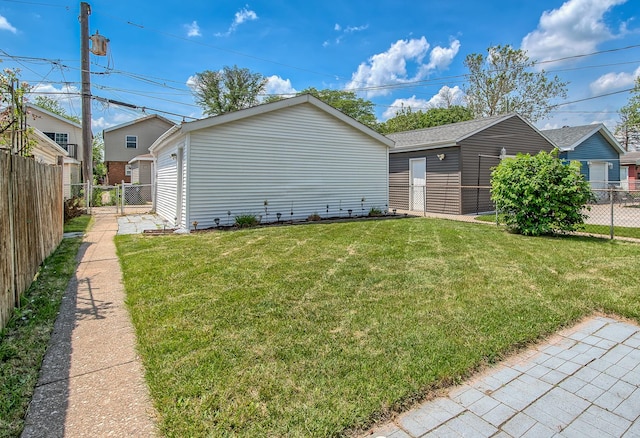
[[64, 182, 154, 214], [120, 183, 153, 214], [65, 183, 120, 214]]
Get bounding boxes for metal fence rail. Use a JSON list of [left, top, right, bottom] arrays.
[[63, 182, 154, 215], [390, 183, 640, 239]]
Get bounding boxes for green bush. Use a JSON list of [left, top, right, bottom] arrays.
[[235, 214, 259, 228], [490, 150, 594, 236], [368, 207, 383, 217]]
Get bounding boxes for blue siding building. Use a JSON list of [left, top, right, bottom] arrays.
[[543, 124, 625, 188]]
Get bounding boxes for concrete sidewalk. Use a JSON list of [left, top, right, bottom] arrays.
[[22, 212, 157, 437]]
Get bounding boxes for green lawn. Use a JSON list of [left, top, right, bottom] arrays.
[[116, 218, 640, 437], [0, 215, 91, 438]]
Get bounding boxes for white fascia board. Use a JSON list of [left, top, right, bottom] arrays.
[[181, 94, 394, 148], [149, 125, 182, 156]]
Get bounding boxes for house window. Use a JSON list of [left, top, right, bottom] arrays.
[[125, 164, 132, 176], [44, 132, 68, 146], [126, 135, 138, 149]]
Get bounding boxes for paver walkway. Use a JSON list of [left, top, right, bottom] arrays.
[[116, 213, 168, 235], [365, 316, 640, 437], [22, 212, 157, 437]]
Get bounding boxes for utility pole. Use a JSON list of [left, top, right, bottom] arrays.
[[80, 2, 92, 187]]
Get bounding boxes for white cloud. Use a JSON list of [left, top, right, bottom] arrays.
[[185, 21, 201, 37], [521, 0, 627, 62], [264, 75, 297, 98], [429, 85, 466, 107], [30, 84, 81, 109], [381, 86, 466, 119], [216, 6, 258, 37], [345, 24, 369, 33], [383, 96, 431, 119], [92, 117, 113, 130], [235, 7, 257, 25], [426, 40, 461, 70], [0, 15, 17, 33], [327, 22, 369, 46], [590, 66, 640, 94], [186, 75, 199, 91], [346, 38, 460, 97]]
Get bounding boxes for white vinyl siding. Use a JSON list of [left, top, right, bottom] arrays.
[[155, 142, 183, 226], [185, 104, 389, 230], [130, 163, 139, 182]]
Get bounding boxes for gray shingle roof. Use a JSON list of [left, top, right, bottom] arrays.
[[621, 151, 640, 165], [386, 113, 514, 149], [541, 125, 601, 150]]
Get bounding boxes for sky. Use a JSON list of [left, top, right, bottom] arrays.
[[0, 0, 639, 134]]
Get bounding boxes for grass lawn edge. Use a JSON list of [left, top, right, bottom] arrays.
[[0, 215, 92, 438]]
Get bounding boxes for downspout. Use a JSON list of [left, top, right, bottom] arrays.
[[184, 133, 191, 232]]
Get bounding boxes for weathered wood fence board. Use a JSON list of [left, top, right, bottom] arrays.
[[1, 152, 63, 328]]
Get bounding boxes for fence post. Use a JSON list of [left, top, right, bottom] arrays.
[[609, 186, 614, 240], [121, 180, 125, 214], [423, 185, 426, 217], [8, 156, 17, 309]]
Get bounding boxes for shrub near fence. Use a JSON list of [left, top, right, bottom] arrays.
[[0, 152, 63, 329]]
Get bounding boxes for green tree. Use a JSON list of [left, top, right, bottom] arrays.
[[464, 45, 567, 122], [33, 96, 81, 124], [297, 87, 377, 129], [192, 65, 268, 116], [615, 76, 640, 151], [1, 68, 34, 155], [262, 87, 378, 129], [92, 132, 106, 183], [491, 150, 594, 236], [379, 105, 473, 134]]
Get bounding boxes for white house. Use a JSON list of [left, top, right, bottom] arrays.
[[149, 94, 393, 231], [26, 105, 83, 198]]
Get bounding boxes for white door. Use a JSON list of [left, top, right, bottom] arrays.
[[589, 162, 608, 189], [620, 166, 629, 190], [410, 158, 426, 211]]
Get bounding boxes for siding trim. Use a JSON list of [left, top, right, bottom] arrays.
[[184, 134, 191, 229]]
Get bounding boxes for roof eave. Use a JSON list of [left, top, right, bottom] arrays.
[[149, 125, 183, 155], [389, 141, 458, 153], [103, 114, 176, 134], [181, 94, 394, 148]]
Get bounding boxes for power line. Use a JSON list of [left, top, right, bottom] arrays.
[[92, 95, 198, 121], [537, 44, 640, 65], [551, 88, 634, 108]]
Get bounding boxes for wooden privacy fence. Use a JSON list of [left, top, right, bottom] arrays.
[[1, 152, 63, 329]]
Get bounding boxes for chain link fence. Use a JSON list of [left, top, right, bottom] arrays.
[[121, 183, 153, 214], [390, 183, 640, 239], [63, 182, 154, 215]]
